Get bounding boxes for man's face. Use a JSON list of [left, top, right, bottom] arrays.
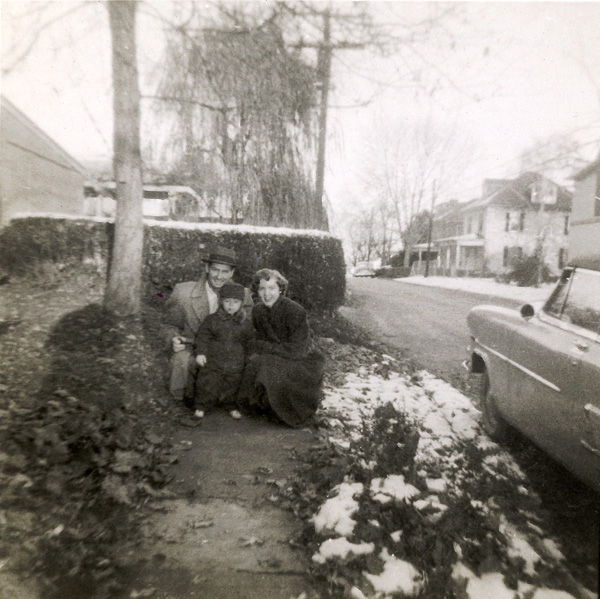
[[206, 262, 234, 290]]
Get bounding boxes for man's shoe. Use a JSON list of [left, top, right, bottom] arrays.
[[229, 410, 242, 420], [194, 410, 205, 419]]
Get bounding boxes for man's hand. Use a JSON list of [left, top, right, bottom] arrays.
[[172, 336, 191, 352], [196, 354, 207, 367]]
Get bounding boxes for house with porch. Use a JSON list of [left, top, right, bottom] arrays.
[[414, 172, 572, 277], [569, 151, 600, 268]]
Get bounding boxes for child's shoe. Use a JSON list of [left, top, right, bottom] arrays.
[[194, 409, 205, 419], [229, 410, 242, 420]]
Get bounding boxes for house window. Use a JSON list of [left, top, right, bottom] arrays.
[[519, 212, 525, 231], [558, 248, 566, 269], [564, 215, 569, 235], [478, 214, 484, 235], [505, 212, 510, 232], [503, 247, 509, 267]]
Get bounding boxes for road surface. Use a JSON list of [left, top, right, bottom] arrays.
[[342, 276, 522, 380]]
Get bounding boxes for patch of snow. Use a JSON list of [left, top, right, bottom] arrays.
[[501, 519, 540, 576], [390, 530, 402, 542], [146, 218, 336, 238], [425, 478, 446, 493], [370, 475, 420, 504], [312, 538, 374, 564], [364, 548, 423, 597], [350, 587, 368, 599], [396, 275, 553, 303], [452, 563, 515, 599], [531, 589, 579, 599], [312, 482, 364, 537], [541, 538, 565, 562]]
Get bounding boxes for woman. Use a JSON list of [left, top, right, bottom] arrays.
[[239, 269, 324, 427]]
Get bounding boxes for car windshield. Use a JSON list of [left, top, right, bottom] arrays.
[[544, 269, 600, 335]]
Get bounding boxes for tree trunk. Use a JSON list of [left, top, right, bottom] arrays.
[[104, 1, 144, 317], [315, 10, 331, 231]]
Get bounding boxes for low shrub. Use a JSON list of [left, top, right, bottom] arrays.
[[374, 266, 412, 279], [0, 217, 346, 311], [506, 254, 552, 287]]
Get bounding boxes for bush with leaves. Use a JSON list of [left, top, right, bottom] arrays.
[[281, 400, 550, 598], [506, 253, 552, 287]]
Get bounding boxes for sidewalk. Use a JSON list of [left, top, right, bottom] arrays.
[[396, 275, 554, 303]]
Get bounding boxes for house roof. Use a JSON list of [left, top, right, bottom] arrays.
[[572, 151, 600, 181], [462, 171, 571, 212], [1, 96, 86, 175]]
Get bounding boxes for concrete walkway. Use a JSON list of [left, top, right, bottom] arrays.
[[121, 411, 319, 599]]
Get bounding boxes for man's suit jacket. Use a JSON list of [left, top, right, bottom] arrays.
[[161, 276, 253, 349]]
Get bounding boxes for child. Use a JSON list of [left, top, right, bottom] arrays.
[[193, 282, 255, 419]]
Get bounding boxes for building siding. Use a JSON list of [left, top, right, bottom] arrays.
[[0, 98, 85, 227]]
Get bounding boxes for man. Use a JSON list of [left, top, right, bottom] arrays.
[[161, 245, 252, 403]]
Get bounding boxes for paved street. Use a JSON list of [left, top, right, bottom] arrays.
[[342, 275, 523, 380]]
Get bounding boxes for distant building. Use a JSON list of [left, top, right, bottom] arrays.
[[569, 151, 600, 268], [414, 172, 572, 276], [0, 96, 86, 227], [83, 182, 235, 223]]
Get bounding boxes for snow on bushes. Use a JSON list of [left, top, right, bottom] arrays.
[[0, 216, 346, 311], [283, 354, 591, 599]]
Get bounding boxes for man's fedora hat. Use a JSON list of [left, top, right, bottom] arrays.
[[203, 246, 237, 267]]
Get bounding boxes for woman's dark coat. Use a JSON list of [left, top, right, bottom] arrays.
[[244, 295, 324, 427]]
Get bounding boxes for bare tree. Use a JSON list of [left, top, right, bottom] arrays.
[[364, 113, 472, 267], [103, 0, 144, 316]]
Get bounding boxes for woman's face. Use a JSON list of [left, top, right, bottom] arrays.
[[258, 278, 281, 307]]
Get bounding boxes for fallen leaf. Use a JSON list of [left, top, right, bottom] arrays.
[[189, 519, 213, 529], [130, 588, 156, 599], [255, 466, 273, 475], [102, 475, 132, 505], [240, 536, 264, 547]]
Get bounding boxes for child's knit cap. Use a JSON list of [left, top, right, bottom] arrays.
[[220, 282, 245, 301]]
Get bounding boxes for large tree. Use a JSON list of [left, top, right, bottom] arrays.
[[104, 1, 144, 316], [152, 5, 326, 229]]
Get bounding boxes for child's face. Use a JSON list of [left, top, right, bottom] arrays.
[[223, 297, 243, 315]]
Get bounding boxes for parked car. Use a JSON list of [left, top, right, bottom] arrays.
[[352, 262, 376, 277], [466, 265, 600, 492]]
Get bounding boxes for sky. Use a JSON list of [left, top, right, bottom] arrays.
[[1, 1, 600, 237]]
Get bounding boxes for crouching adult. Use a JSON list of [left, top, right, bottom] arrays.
[[160, 246, 252, 404], [238, 269, 324, 427]]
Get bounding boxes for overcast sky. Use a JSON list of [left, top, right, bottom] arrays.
[[2, 1, 599, 235]]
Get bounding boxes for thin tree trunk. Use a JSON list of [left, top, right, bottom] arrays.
[[104, 1, 144, 316], [315, 10, 331, 230]]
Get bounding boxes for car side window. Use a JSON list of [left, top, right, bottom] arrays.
[[544, 271, 571, 319], [545, 269, 600, 335], [561, 270, 600, 335]]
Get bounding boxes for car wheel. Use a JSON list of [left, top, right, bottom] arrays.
[[480, 371, 511, 442]]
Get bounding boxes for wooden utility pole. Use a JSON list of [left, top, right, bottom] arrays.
[[424, 180, 437, 278], [315, 10, 331, 219]]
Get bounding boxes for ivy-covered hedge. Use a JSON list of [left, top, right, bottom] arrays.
[[0, 216, 346, 311]]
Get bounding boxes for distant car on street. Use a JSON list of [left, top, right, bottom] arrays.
[[352, 262, 376, 277], [466, 265, 600, 492]]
